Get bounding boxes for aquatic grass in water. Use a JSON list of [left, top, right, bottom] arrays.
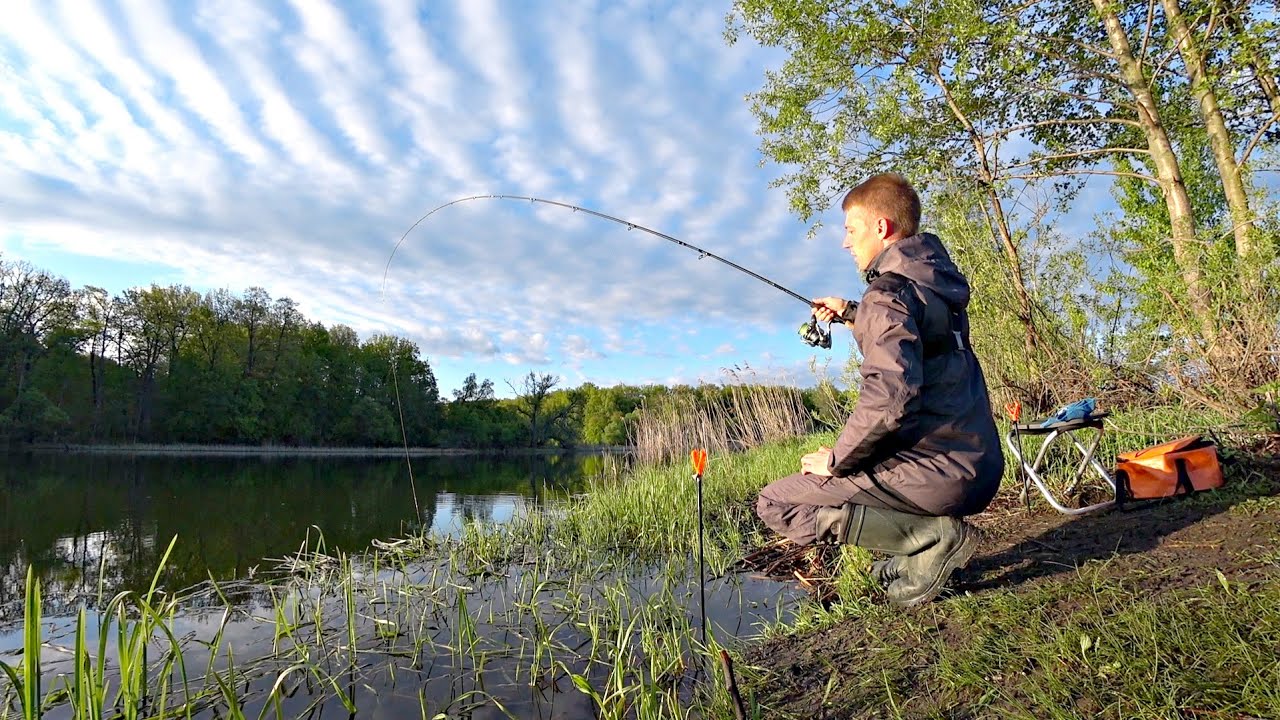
[[0, 568, 41, 720], [0, 537, 356, 720], [1, 438, 811, 718]]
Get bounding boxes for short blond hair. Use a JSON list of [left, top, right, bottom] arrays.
[[841, 173, 921, 238]]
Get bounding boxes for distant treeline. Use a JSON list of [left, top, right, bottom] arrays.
[[0, 258, 837, 449]]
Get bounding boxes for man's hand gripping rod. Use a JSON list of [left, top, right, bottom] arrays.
[[799, 301, 858, 349]]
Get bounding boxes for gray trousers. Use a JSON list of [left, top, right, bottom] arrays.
[[756, 471, 928, 546]]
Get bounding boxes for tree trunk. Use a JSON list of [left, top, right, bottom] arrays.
[[1093, 0, 1217, 342], [89, 350, 100, 438], [983, 187, 1040, 357], [1161, 0, 1255, 258], [931, 67, 1042, 358], [138, 371, 155, 442], [15, 348, 29, 397]]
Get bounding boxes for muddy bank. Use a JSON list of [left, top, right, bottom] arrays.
[[742, 450, 1280, 719]]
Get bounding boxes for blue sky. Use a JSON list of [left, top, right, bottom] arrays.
[[0, 0, 865, 397], [12, 0, 1212, 401]]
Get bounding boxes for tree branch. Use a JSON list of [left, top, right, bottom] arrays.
[[1001, 147, 1152, 171], [986, 116, 1143, 140], [1005, 169, 1159, 183], [1239, 114, 1278, 165], [1026, 31, 1116, 61], [1139, 0, 1159, 67], [1011, 78, 1139, 112]]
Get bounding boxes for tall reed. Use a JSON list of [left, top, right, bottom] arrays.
[[630, 384, 811, 465]]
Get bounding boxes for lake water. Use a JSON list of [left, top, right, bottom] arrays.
[[0, 451, 803, 718], [0, 452, 598, 622]]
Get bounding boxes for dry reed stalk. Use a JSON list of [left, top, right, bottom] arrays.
[[629, 385, 811, 465]]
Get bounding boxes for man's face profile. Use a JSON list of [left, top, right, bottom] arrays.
[[842, 204, 883, 271]]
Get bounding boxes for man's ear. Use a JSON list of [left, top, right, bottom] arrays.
[[878, 217, 893, 240]]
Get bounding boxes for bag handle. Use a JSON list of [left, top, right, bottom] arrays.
[[1174, 458, 1197, 496]]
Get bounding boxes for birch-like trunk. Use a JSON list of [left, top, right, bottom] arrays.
[[1093, 0, 1217, 342], [1161, 0, 1256, 258]]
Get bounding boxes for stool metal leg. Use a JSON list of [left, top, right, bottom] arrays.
[[1005, 427, 1115, 515]]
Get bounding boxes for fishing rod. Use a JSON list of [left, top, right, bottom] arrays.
[[383, 194, 852, 349]]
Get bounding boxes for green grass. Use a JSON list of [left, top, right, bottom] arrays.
[[933, 570, 1280, 718], [738, 410, 1280, 720], [2, 406, 1274, 719], [743, 560, 1280, 719]]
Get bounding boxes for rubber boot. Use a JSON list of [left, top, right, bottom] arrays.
[[813, 505, 856, 544], [814, 504, 980, 607], [870, 557, 900, 587], [817, 507, 900, 587]]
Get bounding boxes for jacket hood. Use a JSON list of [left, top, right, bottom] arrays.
[[864, 233, 970, 309]]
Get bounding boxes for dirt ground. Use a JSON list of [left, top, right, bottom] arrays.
[[742, 439, 1280, 718]]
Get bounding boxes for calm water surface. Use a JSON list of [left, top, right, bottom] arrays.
[[0, 452, 595, 621], [0, 451, 801, 718]]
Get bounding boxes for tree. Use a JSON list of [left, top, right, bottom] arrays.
[[728, 0, 1279, 404], [453, 373, 495, 403], [728, 0, 1051, 355], [115, 285, 201, 440], [509, 372, 583, 448], [357, 334, 441, 446], [581, 383, 639, 445], [1160, 0, 1255, 258], [0, 387, 70, 443], [78, 286, 115, 433], [0, 260, 76, 401], [235, 287, 271, 377]]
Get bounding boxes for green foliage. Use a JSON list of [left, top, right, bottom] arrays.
[[0, 259, 835, 450], [0, 268, 457, 447], [0, 388, 70, 443], [728, 0, 1280, 412]]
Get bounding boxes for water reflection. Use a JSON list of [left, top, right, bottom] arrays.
[[0, 452, 806, 719], [0, 452, 601, 622]]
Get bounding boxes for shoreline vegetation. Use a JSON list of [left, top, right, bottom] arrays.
[[1, 410, 812, 719], [2, 399, 1277, 718], [21, 442, 631, 457], [0, 256, 842, 454]]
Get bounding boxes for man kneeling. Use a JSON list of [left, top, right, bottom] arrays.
[[756, 173, 1004, 607]]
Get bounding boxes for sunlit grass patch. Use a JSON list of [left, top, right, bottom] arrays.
[[930, 570, 1280, 718]]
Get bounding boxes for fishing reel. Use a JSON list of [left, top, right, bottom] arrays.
[[798, 317, 834, 349], [798, 302, 856, 349]]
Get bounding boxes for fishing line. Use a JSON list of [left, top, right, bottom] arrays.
[[380, 194, 846, 527], [382, 194, 819, 307]]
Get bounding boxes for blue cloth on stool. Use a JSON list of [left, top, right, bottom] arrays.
[[1041, 397, 1097, 428]]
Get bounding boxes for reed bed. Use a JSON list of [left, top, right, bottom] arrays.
[[630, 385, 811, 466]]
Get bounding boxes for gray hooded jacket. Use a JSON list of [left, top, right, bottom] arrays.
[[827, 232, 1003, 516]]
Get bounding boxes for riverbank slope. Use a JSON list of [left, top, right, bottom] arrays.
[[738, 434, 1280, 719]]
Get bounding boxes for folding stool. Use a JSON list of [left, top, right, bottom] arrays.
[[1005, 413, 1116, 515]]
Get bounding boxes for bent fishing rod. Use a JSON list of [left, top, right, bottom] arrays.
[[384, 194, 852, 349]]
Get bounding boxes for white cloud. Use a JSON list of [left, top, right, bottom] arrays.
[[563, 334, 603, 362], [0, 0, 861, 391], [377, 0, 484, 189], [283, 0, 395, 167], [453, 0, 528, 131], [117, 0, 270, 167], [195, 0, 358, 194]]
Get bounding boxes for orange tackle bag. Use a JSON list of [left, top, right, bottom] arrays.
[[1113, 435, 1224, 507]]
